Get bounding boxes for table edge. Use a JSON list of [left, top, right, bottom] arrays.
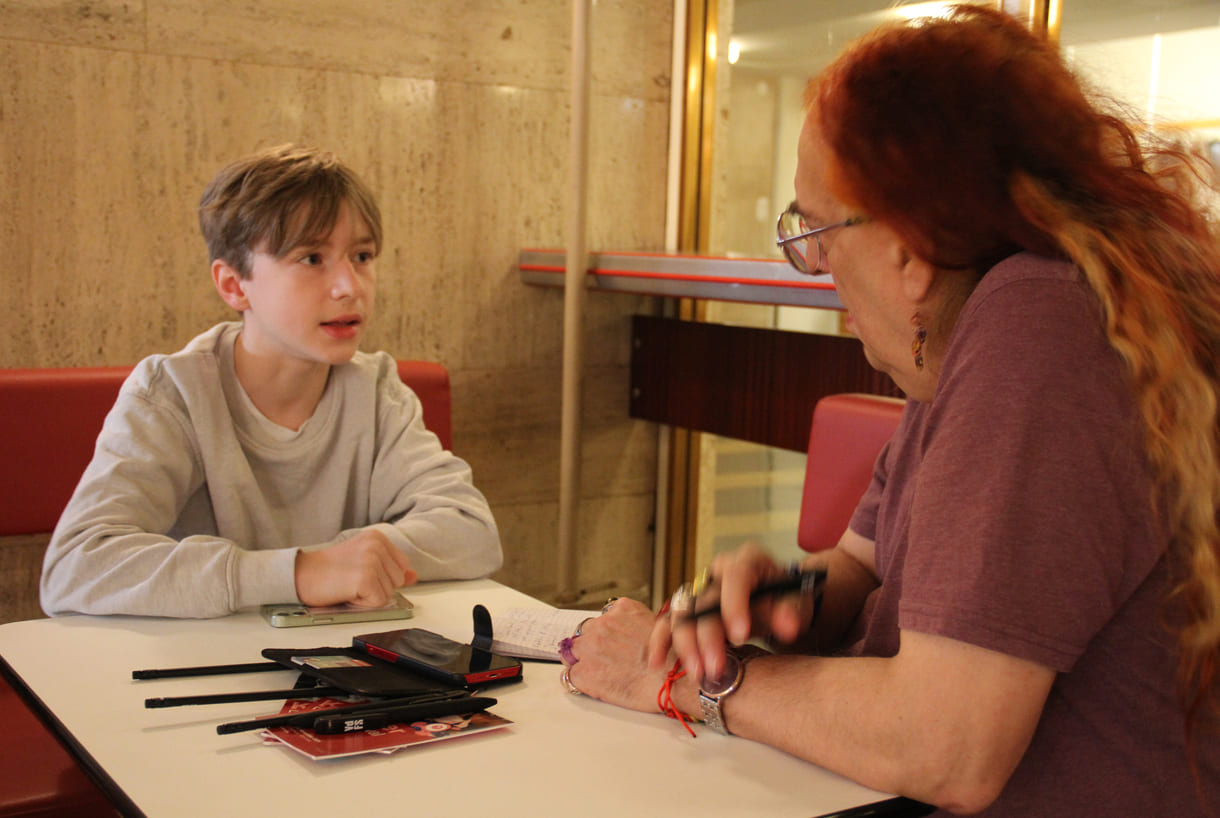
[[1, 652, 146, 818]]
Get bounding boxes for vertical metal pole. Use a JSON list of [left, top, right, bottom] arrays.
[[557, 0, 591, 603]]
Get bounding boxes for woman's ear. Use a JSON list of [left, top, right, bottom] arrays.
[[899, 249, 936, 306], [212, 259, 250, 312]]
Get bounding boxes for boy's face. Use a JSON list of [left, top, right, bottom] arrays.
[[214, 202, 377, 368]]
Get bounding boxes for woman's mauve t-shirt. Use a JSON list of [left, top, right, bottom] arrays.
[[848, 252, 1218, 816]]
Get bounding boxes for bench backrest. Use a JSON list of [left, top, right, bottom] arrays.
[[398, 360, 452, 454], [797, 393, 906, 553], [0, 361, 452, 537]]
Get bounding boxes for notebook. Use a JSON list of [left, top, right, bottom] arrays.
[[490, 608, 597, 661]]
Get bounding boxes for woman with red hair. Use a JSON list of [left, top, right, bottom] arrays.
[[563, 5, 1220, 814]]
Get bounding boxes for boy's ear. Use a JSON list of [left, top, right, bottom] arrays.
[[212, 259, 250, 312]]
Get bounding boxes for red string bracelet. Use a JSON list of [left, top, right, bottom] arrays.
[[657, 658, 697, 737]]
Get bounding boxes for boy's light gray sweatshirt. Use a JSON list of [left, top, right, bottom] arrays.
[[41, 322, 502, 618]]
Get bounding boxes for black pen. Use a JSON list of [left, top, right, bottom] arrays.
[[145, 686, 346, 708], [215, 689, 471, 734], [133, 661, 283, 680], [680, 566, 826, 622], [311, 696, 498, 734]]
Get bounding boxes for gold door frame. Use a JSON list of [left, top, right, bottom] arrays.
[[661, 0, 717, 595]]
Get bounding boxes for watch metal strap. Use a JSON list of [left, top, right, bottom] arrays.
[[698, 650, 745, 735], [699, 690, 732, 734]]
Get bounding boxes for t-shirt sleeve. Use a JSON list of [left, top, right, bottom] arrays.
[[897, 276, 1159, 672], [849, 407, 914, 543]]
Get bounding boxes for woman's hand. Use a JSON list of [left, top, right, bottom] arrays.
[[648, 542, 822, 681], [562, 598, 672, 713]]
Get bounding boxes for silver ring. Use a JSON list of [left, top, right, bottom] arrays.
[[670, 584, 694, 616], [574, 616, 594, 638], [601, 597, 620, 614], [561, 666, 582, 695]]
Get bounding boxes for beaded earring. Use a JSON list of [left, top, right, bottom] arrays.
[[911, 325, 928, 371]]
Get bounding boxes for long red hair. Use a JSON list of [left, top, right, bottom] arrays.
[[812, 1, 1220, 747]]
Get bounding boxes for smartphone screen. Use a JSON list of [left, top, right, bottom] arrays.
[[353, 628, 522, 686], [261, 593, 414, 627]]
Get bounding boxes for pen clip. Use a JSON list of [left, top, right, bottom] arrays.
[[797, 566, 827, 595]]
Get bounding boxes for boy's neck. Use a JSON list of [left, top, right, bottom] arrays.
[[232, 333, 332, 431]]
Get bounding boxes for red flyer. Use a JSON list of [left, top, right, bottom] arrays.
[[260, 696, 512, 760]]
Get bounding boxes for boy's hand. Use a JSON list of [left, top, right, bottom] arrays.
[[294, 529, 418, 608]]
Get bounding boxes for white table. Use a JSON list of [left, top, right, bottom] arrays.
[[0, 580, 910, 817]]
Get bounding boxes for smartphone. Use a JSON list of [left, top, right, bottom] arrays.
[[353, 628, 523, 686], [261, 592, 415, 628]]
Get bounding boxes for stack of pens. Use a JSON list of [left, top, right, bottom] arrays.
[[133, 659, 496, 736]]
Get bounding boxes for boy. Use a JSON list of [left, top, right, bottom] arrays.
[[40, 145, 502, 618]]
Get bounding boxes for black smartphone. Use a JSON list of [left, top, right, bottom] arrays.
[[352, 628, 523, 686]]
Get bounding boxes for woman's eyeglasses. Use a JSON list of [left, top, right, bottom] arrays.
[[775, 201, 868, 275]]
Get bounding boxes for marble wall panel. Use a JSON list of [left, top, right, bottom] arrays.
[[0, 0, 672, 99], [455, 363, 657, 507], [0, 0, 145, 49], [0, 41, 222, 367], [0, 47, 668, 365], [0, 535, 50, 623], [0, 0, 671, 614], [492, 492, 654, 602], [143, 0, 671, 100], [410, 86, 667, 373]]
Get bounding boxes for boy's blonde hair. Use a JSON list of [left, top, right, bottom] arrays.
[[198, 144, 382, 277]]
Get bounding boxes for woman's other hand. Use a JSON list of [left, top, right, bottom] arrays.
[[563, 598, 670, 712]]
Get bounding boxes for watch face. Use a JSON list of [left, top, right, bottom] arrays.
[[701, 652, 741, 696]]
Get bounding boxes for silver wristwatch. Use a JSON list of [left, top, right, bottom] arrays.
[[698, 649, 746, 735]]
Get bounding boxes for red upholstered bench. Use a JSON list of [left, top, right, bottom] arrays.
[[0, 360, 452, 816], [0, 367, 131, 538], [797, 393, 906, 553], [0, 367, 128, 816]]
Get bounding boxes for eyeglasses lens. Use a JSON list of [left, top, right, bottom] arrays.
[[778, 209, 814, 274]]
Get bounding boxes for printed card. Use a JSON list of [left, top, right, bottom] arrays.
[[260, 696, 512, 760]]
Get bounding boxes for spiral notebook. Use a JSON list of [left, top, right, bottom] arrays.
[[489, 608, 596, 661]]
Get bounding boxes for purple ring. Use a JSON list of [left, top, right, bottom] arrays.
[[558, 636, 578, 665]]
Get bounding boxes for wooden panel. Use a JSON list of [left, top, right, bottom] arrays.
[[630, 315, 903, 452]]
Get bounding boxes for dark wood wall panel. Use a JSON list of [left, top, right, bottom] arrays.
[[629, 315, 903, 452]]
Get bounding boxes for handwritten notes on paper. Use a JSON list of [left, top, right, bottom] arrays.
[[490, 608, 596, 661]]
